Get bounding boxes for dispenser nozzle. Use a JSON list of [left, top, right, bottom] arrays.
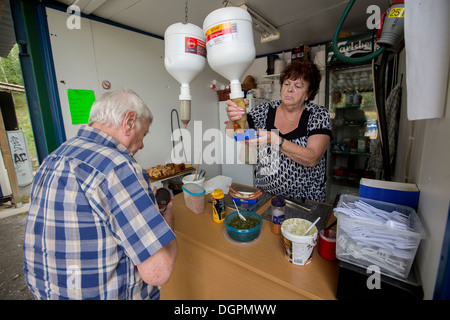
[[180, 100, 191, 128]]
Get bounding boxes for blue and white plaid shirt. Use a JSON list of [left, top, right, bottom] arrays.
[[23, 125, 175, 300]]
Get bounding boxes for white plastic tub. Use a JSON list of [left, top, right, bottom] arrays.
[[334, 194, 426, 280], [281, 218, 318, 265], [182, 173, 205, 187]]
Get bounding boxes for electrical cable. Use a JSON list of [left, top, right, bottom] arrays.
[[375, 52, 392, 181], [170, 108, 188, 163], [332, 0, 386, 64]]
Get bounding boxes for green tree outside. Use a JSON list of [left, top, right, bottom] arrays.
[[0, 44, 38, 172]]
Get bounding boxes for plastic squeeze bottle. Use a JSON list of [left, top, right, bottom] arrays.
[[211, 189, 226, 223]]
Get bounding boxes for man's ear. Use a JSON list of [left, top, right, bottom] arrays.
[[122, 111, 137, 135]]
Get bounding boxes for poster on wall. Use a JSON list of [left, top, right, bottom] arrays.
[[7, 130, 34, 187]]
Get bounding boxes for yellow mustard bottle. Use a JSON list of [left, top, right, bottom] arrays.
[[211, 189, 225, 223]]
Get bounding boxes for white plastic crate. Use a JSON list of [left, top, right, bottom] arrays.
[[334, 194, 426, 280]]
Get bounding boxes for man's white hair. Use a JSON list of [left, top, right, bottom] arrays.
[[88, 88, 153, 128]]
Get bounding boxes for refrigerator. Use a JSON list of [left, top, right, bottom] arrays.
[[325, 33, 379, 203]]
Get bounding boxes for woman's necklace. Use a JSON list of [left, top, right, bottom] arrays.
[[281, 106, 303, 126]]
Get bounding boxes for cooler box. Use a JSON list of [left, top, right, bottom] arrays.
[[359, 178, 419, 210]]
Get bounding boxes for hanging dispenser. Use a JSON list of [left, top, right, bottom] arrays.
[[203, 7, 256, 140], [377, 0, 405, 53], [164, 22, 206, 128]]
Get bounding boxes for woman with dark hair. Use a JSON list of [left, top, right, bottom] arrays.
[[225, 60, 332, 202]]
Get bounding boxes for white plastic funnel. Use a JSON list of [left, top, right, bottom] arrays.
[[165, 22, 206, 127], [203, 7, 255, 100]]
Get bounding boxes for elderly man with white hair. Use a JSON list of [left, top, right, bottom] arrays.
[[23, 89, 177, 300]]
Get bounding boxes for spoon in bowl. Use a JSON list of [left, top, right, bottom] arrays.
[[233, 199, 247, 221]]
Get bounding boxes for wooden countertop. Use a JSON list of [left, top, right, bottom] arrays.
[[160, 192, 339, 300]]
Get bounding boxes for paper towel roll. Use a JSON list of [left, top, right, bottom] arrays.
[[274, 59, 286, 74]]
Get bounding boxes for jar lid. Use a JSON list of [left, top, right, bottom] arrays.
[[211, 188, 224, 198], [182, 183, 206, 196], [156, 188, 171, 205], [271, 195, 285, 207]]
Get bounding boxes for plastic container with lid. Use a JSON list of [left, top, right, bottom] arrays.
[[281, 218, 318, 266], [182, 183, 206, 214], [224, 210, 262, 242], [271, 195, 286, 235]]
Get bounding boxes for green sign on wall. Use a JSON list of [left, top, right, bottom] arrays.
[[67, 89, 95, 124]]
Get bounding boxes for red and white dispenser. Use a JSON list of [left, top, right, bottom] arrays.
[[203, 7, 256, 138], [164, 22, 206, 128]]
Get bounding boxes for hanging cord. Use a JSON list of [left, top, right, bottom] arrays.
[[375, 52, 392, 181], [171, 108, 188, 163], [332, 0, 385, 64], [185, 0, 189, 23]]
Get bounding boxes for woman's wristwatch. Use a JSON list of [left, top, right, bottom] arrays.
[[279, 137, 284, 149]]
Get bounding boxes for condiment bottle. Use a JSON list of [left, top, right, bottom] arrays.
[[211, 189, 226, 223], [271, 195, 285, 235]]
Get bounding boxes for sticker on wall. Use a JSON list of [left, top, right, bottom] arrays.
[[67, 89, 96, 125], [102, 80, 111, 90]]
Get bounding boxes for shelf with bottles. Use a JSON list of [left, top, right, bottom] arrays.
[[330, 140, 371, 157], [331, 150, 371, 157], [331, 166, 363, 184], [330, 167, 375, 183], [329, 65, 373, 92], [332, 118, 366, 127], [328, 65, 375, 115], [329, 88, 375, 112]]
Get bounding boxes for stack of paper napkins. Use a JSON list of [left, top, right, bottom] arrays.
[[204, 175, 233, 194]]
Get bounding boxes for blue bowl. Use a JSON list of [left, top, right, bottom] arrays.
[[224, 210, 262, 242]]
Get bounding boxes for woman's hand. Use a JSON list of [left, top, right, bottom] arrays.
[[225, 99, 249, 135], [249, 129, 281, 147], [225, 99, 246, 122]]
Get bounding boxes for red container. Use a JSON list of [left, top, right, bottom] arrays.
[[318, 229, 336, 260]]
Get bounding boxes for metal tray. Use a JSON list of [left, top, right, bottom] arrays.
[[261, 198, 333, 231]]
